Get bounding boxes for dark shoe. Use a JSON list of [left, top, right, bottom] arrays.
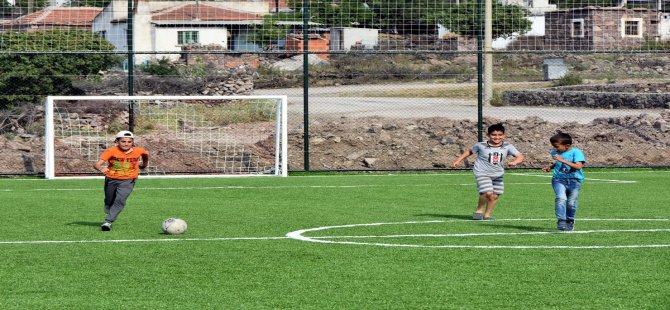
[[557, 220, 568, 231], [472, 213, 484, 220], [483, 216, 495, 221], [101, 222, 112, 231], [566, 220, 574, 231]]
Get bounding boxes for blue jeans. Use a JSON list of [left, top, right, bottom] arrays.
[[552, 178, 583, 222]]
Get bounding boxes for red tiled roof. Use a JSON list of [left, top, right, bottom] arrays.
[[152, 4, 263, 21], [11, 7, 102, 26]]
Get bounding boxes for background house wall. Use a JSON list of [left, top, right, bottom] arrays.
[[592, 9, 656, 49], [330, 27, 379, 51], [153, 26, 228, 61], [660, 13, 670, 40], [545, 8, 593, 50], [545, 7, 658, 50]]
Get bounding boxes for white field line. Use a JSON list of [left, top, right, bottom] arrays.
[[3, 169, 665, 182], [0, 236, 287, 245], [310, 229, 670, 239], [2, 218, 667, 248], [513, 173, 638, 183], [286, 219, 670, 249], [0, 178, 634, 192]]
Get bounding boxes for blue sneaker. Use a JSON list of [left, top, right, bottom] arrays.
[[557, 220, 568, 231], [565, 220, 574, 231]]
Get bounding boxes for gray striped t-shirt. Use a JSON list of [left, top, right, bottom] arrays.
[[471, 142, 520, 177]]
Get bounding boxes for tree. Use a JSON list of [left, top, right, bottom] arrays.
[[0, 29, 123, 108], [291, 0, 376, 28], [249, 13, 300, 48], [367, 0, 457, 34], [430, 1, 532, 38], [13, 0, 49, 13], [251, 0, 533, 47]]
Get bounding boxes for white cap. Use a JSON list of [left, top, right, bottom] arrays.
[[115, 130, 134, 139]]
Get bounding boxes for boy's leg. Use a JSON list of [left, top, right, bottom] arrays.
[[476, 194, 487, 213], [565, 180, 583, 230], [483, 192, 498, 218], [552, 179, 568, 230], [483, 176, 503, 219], [105, 179, 136, 223], [474, 175, 493, 218], [103, 177, 116, 215], [103, 178, 117, 218]]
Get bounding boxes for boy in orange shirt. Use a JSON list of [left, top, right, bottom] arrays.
[[94, 130, 149, 231]]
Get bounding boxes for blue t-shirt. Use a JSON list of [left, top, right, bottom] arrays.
[[551, 147, 586, 180]]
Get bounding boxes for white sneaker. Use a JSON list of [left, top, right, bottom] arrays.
[[101, 222, 112, 231]]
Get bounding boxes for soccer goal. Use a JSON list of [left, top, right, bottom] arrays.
[[44, 95, 288, 179]]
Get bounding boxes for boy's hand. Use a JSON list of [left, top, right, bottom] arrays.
[[552, 154, 565, 163], [450, 161, 460, 168], [542, 167, 551, 172]]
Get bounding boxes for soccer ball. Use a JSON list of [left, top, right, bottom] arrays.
[[162, 218, 187, 235]]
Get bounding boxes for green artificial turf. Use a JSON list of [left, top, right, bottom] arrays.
[[1, 170, 668, 308]]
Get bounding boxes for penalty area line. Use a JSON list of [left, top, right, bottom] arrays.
[[0, 236, 288, 245]]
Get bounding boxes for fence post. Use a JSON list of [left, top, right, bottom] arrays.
[[127, 0, 135, 131], [302, 0, 310, 171]]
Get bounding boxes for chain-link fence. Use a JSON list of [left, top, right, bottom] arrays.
[[1, 0, 669, 175]]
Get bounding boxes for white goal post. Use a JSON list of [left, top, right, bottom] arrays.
[[45, 95, 288, 179]]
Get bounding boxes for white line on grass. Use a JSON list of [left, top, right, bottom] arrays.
[[286, 219, 670, 249], [513, 173, 638, 183], [1, 219, 668, 248], [0, 180, 629, 192], [0, 236, 287, 245], [310, 229, 670, 239]]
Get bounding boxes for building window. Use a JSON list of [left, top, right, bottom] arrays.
[[178, 31, 199, 45], [571, 19, 584, 38], [621, 18, 643, 38], [96, 31, 107, 40]]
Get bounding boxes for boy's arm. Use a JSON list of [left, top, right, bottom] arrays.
[[507, 152, 524, 167], [450, 150, 473, 168], [552, 154, 584, 170], [542, 163, 555, 173], [139, 153, 149, 169], [94, 159, 109, 174]]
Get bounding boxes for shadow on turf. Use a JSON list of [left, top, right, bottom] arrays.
[[67, 221, 102, 227], [416, 214, 548, 232], [416, 213, 471, 220]]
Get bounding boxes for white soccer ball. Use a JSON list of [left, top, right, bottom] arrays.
[[162, 218, 187, 235]]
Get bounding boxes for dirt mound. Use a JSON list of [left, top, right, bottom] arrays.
[[284, 113, 670, 170], [2, 112, 669, 175]]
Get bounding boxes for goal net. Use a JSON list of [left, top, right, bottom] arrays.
[[44, 95, 287, 179]]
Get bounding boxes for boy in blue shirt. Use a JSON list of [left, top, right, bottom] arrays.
[[543, 132, 586, 231]]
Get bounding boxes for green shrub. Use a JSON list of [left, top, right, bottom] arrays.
[[489, 89, 504, 107], [0, 29, 122, 108], [552, 73, 583, 86], [139, 57, 179, 76]]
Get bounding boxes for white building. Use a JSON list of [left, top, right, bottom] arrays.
[[330, 27, 379, 50], [92, 0, 270, 63]]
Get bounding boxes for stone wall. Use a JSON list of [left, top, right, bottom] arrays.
[[503, 82, 670, 109]]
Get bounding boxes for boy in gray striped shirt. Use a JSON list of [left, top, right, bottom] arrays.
[[451, 124, 525, 220]]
